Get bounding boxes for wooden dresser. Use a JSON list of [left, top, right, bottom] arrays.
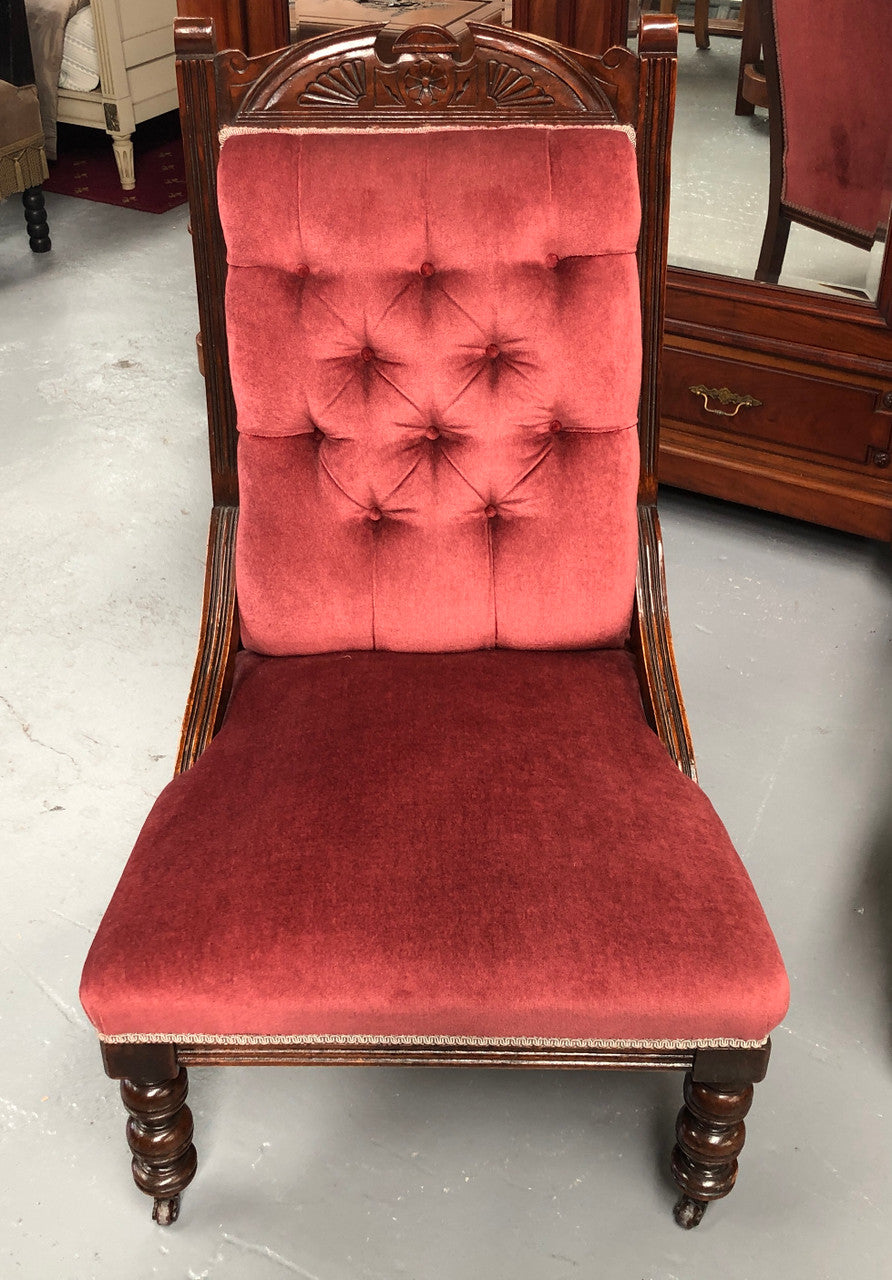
[[660, 270, 892, 540]]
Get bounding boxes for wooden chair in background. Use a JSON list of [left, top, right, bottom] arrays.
[[756, 0, 890, 283], [650, 0, 745, 50]]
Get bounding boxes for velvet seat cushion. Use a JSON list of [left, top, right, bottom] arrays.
[[81, 648, 789, 1046]]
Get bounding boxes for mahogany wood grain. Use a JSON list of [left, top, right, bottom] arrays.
[[176, 28, 238, 505], [512, 0, 630, 54], [662, 346, 892, 465], [177, 1043, 697, 1070], [175, 504, 239, 774], [631, 504, 697, 780], [671, 1073, 755, 1227], [176, 0, 288, 57], [120, 1069, 197, 1225]]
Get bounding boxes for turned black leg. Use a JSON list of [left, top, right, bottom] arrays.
[[670, 1073, 753, 1228], [121, 1067, 197, 1224], [21, 186, 51, 254]]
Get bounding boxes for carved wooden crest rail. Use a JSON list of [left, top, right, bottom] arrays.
[[173, 21, 642, 128]]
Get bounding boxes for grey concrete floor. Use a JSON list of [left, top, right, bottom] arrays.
[[2, 185, 892, 1279]]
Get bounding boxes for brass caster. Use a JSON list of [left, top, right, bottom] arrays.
[[673, 1194, 707, 1229], [153, 1195, 180, 1226]]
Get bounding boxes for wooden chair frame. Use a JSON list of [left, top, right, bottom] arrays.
[[97, 13, 773, 1232]]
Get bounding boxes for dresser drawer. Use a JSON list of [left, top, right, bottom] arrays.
[[661, 345, 892, 467]]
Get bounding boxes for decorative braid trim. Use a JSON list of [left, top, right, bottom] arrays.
[[783, 197, 876, 244], [0, 132, 49, 202], [97, 1030, 768, 1049], [219, 122, 636, 144]]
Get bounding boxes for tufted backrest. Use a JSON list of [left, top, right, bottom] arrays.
[[218, 125, 643, 655]]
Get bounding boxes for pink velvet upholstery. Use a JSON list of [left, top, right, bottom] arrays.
[[774, 0, 889, 239], [80, 649, 789, 1045], [218, 127, 642, 655]]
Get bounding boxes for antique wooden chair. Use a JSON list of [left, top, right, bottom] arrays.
[[755, 0, 889, 284], [79, 14, 789, 1232]]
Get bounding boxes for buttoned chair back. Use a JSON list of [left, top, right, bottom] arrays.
[[224, 122, 642, 655]]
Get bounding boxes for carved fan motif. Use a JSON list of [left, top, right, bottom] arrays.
[[487, 61, 554, 108], [298, 59, 367, 107]]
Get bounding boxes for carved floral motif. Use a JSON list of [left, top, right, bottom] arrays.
[[401, 59, 452, 105]]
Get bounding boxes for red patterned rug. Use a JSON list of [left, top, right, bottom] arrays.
[[43, 111, 187, 214]]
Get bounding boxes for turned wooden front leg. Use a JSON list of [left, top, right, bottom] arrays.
[[671, 1073, 753, 1228], [121, 1067, 197, 1225]]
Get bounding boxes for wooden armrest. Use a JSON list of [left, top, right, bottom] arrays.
[[175, 504, 239, 774], [631, 503, 697, 781]]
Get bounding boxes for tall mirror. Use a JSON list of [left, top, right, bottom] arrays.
[[668, 0, 890, 303]]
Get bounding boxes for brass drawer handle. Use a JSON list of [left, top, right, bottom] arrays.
[[689, 384, 763, 418]]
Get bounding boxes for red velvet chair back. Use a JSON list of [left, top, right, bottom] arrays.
[[771, 0, 889, 240], [220, 124, 643, 654]]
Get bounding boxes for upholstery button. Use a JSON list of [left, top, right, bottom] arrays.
[[549, 419, 563, 433], [368, 507, 382, 522], [424, 426, 440, 440], [484, 504, 497, 519], [485, 344, 500, 360], [296, 263, 310, 278], [312, 425, 323, 440], [545, 253, 559, 269], [420, 261, 435, 277], [361, 346, 374, 363]]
